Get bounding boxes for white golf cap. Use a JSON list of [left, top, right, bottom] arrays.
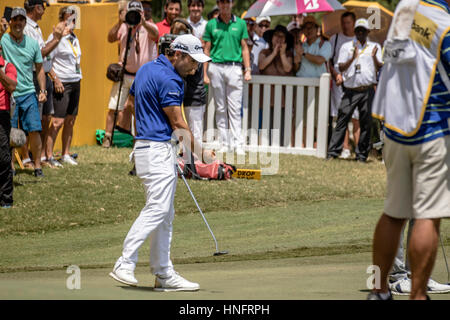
[[354, 18, 370, 30], [170, 34, 211, 63], [255, 16, 271, 24]]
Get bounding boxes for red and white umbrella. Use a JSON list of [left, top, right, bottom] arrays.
[[244, 0, 343, 18]]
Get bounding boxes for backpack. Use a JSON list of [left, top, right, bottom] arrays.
[[177, 157, 236, 180]]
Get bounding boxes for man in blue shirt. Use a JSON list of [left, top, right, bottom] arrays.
[[110, 34, 215, 292]]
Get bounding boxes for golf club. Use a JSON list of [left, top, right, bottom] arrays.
[[439, 233, 450, 284], [176, 162, 228, 256]]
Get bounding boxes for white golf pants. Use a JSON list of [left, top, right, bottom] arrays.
[[207, 63, 244, 149], [114, 140, 177, 277]]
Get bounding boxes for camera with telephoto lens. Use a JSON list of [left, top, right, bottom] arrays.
[[158, 34, 179, 56], [125, 1, 143, 26]]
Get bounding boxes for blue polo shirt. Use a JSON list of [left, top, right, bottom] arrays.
[[130, 54, 184, 142]]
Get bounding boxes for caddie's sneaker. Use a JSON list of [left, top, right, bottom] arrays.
[[109, 268, 138, 287], [367, 290, 393, 300], [389, 277, 410, 295], [61, 155, 78, 166], [389, 277, 450, 295], [426, 278, 450, 294], [154, 271, 200, 292]]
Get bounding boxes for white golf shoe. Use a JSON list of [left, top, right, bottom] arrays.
[[390, 276, 450, 295], [109, 268, 138, 287], [154, 271, 200, 292], [426, 278, 450, 294]]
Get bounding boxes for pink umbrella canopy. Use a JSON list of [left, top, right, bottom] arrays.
[[244, 0, 337, 18]]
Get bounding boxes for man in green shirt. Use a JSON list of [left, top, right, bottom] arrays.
[[0, 8, 47, 177], [203, 0, 251, 155]]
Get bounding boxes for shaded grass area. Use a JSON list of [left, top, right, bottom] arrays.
[[1, 145, 386, 235], [1, 196, 448, 273]]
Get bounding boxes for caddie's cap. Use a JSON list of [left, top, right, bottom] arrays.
[[127, 0, 144, 13], [255, 16, 271, 24], [170, 34, 211, 63], [11, 7, 27, 19], [354, 18, 370, 30]]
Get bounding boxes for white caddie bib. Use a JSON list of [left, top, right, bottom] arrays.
[[372, 1, 450, 136]]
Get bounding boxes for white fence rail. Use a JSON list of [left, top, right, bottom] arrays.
[[204, 73, 331, 158]]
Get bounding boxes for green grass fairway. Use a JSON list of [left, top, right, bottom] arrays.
[[1, 146, 449, 300]]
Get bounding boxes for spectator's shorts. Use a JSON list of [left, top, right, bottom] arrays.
[[383, 134, 450, 220], [10, 93, 42, 134], [33, 72, 54, 117], [107, 74, 135, 111], [53, 81, 81, 118]]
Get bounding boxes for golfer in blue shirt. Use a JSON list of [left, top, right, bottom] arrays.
[[110, 34, 214, 291]]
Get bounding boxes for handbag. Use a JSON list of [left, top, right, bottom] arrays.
[[106, 63, 123, 82]]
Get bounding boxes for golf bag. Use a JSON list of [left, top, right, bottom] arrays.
[[177, 157, 236, 180]]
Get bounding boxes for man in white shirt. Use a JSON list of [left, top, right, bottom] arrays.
[[251, 16, 270, 75], [328, 11, 359, 159], [23, 0, 69, 167], [187, 0, 207, 40], [327, 19, 382, 163]]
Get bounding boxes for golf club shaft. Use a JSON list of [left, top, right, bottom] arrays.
[[176, 163, 220, 253]]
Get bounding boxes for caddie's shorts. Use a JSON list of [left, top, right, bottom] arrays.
[[10, 93, 42, 134], [383, 134, 450, 220]]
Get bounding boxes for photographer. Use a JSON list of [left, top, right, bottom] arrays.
[[0, 44, 17, 209], [103, 0, 158, 148], [110, 34, 215, 291]]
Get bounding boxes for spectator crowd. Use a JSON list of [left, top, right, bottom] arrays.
[[1, 0, 385, 207]]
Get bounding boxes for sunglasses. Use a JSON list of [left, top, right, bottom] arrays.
[[258, 23, 270, 29]]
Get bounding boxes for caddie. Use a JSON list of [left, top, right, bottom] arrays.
[[110, 34, 215, 292], [369, 0, 450, 300]]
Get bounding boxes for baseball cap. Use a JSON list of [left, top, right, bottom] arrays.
[[127, 0, 144, 13], [286, 21, 300, 32], [354, 18, 370, 30], [25, 0, 47, 6], [11, 7, 27, 19], [256, 16, 271, 24], [170, 34, 211, 63]]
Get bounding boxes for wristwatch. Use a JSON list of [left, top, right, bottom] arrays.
[[244, 67, 251, 72], [40, 89, 48, 95]]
